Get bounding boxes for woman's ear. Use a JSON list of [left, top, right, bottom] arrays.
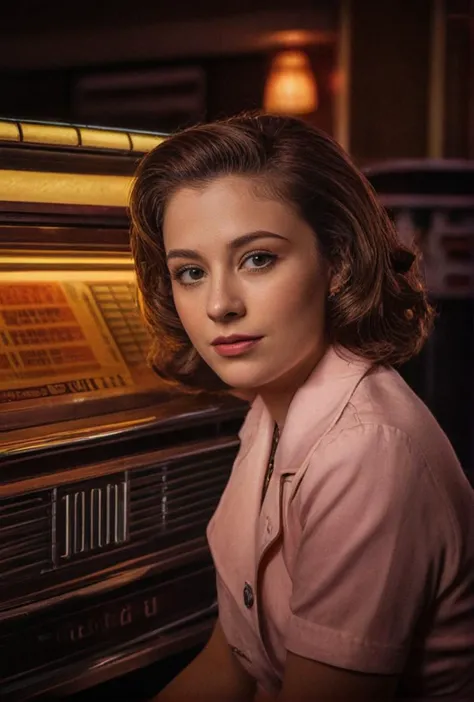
[[328, 260, 350, 296], [327, 270, 340, 297]]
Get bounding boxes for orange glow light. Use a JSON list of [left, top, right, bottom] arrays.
[[263, 50, 318, 115]]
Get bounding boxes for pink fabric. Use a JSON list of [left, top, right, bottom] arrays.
[[207, 346, 474, 699]]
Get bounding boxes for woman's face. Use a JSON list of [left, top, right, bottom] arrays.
[[163, 175, 330, 394]]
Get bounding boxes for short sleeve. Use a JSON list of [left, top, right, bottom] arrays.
[[285, 422, 444, 675]]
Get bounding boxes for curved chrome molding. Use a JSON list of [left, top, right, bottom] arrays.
[[0, 119, 166, 153]]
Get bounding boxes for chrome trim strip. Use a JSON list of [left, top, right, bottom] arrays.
[[0, 537, 211, 619], [0, 436, 239, 498], [1, 416, 159, 456]]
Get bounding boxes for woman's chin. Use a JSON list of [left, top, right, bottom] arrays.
[[209, 367, 261, 401]]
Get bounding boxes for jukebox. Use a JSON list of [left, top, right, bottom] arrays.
[[366, 160, 474, 481], [0, 120, 245, 700]]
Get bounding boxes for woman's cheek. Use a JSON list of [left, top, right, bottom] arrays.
[[172, 293, 195, 334]]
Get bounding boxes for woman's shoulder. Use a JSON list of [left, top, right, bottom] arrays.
[[343, 365, 454, 464], [302, 365, 473, 529]]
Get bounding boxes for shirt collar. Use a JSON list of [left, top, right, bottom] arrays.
[[241, 345, 374, 476]]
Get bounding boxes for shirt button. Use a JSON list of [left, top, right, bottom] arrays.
[[243, 582, 254, 609]]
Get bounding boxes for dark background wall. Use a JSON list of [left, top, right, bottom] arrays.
[[349, 0, 432, 162], [0, 46, 336, 136], [0, 0, 472, 162]]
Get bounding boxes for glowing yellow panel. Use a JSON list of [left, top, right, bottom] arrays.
[[0, 277, 135, 392], [21, 123, 79, 146], [0, 254, 132, 268], [0, 121, 21, 142], [131, 134, 165, 153], [0, 170, 133, 207], [80, 128, 131, 150]]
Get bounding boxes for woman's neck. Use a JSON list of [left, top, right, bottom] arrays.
[[259, 344, 327, 432]]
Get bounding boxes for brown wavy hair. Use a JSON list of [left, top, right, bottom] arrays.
[[129, 112, 434, 394]]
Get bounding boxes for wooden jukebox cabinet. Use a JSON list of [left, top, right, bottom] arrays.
[[0, 120, 245, 700]]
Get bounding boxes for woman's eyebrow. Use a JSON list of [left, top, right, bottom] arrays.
[[166, 230, 288, 262]]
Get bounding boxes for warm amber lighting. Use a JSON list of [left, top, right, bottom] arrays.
[[264, 50, 318, 115], [0, 170, 132, 207], [0, 254, 132, 268], [0, 264, 135, 283]]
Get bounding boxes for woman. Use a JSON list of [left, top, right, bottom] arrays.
[[130, 114, 474, 701]]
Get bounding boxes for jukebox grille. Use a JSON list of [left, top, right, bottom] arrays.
[[0, 442, 237, 693], [0, 442, 237, 594], [130, 447, 235, 544], [0, 491, 51, 581]]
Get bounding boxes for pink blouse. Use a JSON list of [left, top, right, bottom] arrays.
[[207, 346, 474, 699]]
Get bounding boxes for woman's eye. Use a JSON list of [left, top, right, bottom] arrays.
[[242, 252, 276, 270], [175, 267, 204, 284]]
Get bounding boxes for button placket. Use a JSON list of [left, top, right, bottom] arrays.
[[230, 645, 252, 663], [254, 474, 286, 670]]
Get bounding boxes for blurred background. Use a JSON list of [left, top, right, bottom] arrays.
[[0, 0, 471, 164]]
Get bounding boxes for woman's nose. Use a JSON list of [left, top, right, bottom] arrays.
[[206, 277, 246, 322]]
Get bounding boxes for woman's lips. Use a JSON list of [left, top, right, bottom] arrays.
[[212, 337, 263, 357]]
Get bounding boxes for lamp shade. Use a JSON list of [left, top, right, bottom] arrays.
[[263, 50, 318, 115]]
